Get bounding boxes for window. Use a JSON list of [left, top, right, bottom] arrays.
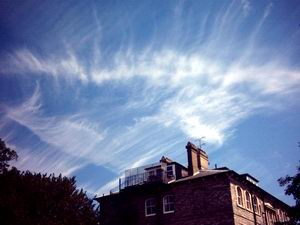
[[166, 165, 174, 177], [236, 187, 243, 206], [266, 209, 277, 224], [253, 196, 259, 214], [259, 204, 262, 215], [278, 209, 282, 221], [283, 212, 288, 222], [145, 198, 156, 216], [245, 191, 252, 210], [163, 195, 175, 213]]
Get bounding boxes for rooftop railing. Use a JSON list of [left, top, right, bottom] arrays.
[[110, 171, 174, 193]]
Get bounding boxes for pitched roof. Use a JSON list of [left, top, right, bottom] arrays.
[[160, 156, 173, 163]]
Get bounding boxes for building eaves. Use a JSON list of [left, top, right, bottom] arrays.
[[174, 169, 230, 183]]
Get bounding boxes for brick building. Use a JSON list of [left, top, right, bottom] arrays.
[[97, 142, 290, 225]]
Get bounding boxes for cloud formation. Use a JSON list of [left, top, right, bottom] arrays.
[[0, 0, 299, 196], [5, 45, 298, 146]]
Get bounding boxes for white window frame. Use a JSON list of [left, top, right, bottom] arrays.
[[236, 186, 243, 207], [253, 196, 259, 214], [245, 191, 252, 211], [163, 195, 175, 214], [166, 165, 174, 177], [145, 198, 156, 216]]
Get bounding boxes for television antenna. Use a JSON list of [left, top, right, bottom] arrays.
[[195, 136, 206, 149]]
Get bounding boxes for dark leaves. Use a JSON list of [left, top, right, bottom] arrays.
[[0, 138, 18, 173], [278, 161, 300, 225], [0, 138, 99, 225]]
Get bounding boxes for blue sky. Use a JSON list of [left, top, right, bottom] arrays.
[[0, 0, 299, 205]]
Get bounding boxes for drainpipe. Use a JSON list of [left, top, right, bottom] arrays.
[[262, 193, 268, 225], [155, 185, 163, 225]]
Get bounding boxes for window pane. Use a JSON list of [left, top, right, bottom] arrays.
[[237, 187, 243, 206], [145, 198, 156, 216], [163, 195, 175, 213], [166, 166, 174, 177], [253, 197, 258, 213], [245, 192, 252, 210]]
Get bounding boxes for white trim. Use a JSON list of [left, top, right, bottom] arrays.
[[245, 191, 252, 211], [236, 186, 243, 207], [164, 210, 175, 214], [145, 198, 156, 217], [253, 196, 260, 215], [163, 195, 175, 214], [166, 164, 176, 179]]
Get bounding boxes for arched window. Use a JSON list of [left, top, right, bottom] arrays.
[[163, 195, 175, 213], [236, 187, 243, 206], [145, 198, 156, 216], [253, 196, 259, 213], [245, 191, 252, 210], [278, 209, 282, 221]]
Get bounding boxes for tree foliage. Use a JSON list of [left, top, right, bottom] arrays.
[[278, 160, 300, 225], [0, 138, 18, 173], [0, 138, 99, 225]]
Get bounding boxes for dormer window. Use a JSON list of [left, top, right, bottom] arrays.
[[166, 165, 174, 177]]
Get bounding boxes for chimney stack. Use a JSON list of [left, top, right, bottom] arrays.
[[186, 142, 209, 176]]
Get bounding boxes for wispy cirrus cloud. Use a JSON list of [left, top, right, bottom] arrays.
[[1, 49, 88, 82], [2, 86, 106, 167], [1, 85, 181, 175], [0, 0, 299, 197], [2, 30, 300, 148], [241, 0, 251, 16]]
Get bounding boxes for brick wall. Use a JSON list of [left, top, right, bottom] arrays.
[[99, 174, 235, 225], [229, 178, 290, 225], [230, 180, 264, 225], [99, 173, 290, 225]]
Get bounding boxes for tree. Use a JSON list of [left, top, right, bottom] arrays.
[[278, 159, 300, 224], [0, 138, 99, 225], [0, 138, 18, 173]]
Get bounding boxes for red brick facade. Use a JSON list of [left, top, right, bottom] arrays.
[[97, 143, 290, 225], [99, 173, 234, 225], [229, 176, 289, 225]]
